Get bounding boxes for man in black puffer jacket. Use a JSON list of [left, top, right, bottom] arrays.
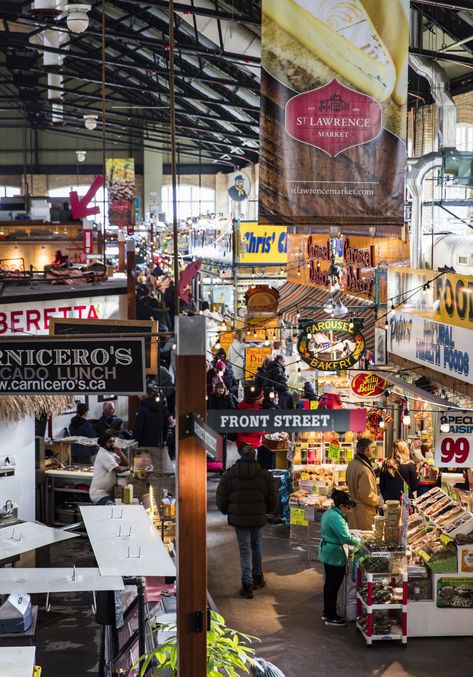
[[133, 387, 173, 474], [216, 444, 279, 599], [267, 354, 293, 409]]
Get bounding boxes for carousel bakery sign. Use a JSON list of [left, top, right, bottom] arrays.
[[297, 318, 365, 371]]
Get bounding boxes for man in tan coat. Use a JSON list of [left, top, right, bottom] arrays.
[[346, 438, 380, 530]]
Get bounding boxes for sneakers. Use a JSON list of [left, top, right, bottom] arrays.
[[253, 575, 266, 590], [321, 614, 327, 621], [239, 583, 254, 599], [325, 616, 347, 627]]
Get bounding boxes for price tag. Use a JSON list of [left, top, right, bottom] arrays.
[[369, 551, 391, 559], [346, 447, 353, 462], [290, 507, 309, 527], [435, 413, 473, 468], [328, 441, 340, 462], [304, 506, 315, 521]]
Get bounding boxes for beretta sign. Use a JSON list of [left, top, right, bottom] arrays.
[[207, 408, 366, 434], [0, 338, 146, 395]]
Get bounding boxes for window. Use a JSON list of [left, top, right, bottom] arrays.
[[48, 185, 108, 223], [161, 185, 215, 222], [0, 186, 21, 197], [456, 123, 473, 151]]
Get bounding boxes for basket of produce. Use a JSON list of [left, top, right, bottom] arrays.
[[262, 432, 289, 451]]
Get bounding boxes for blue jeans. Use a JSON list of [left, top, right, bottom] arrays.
[[235, 527, 263, 585]]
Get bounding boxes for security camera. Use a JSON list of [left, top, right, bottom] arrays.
[[76, 150, 86, 162], [64, 4, 91, 34], [84, 114, 97, 130]]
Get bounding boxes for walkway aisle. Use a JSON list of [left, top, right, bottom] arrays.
[[207, 475, 473, 677]]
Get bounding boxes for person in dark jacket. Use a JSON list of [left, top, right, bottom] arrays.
[[303, 381, 317, 402], [267, 354, 293, 409], [95, 401, 115, 436], [164, 280, 176, 329], [213, 349, 238, 396], [255, 356, 274, 391], [133, 388, 173, 474], [69, 402, 97, 463], [261, 387, 279, 410], [380, 439, 419, 500], [216, 444, 279, 599], [208, 381, 237, 469]]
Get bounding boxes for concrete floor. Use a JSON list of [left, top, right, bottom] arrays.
[[207, 446, 473, 677]]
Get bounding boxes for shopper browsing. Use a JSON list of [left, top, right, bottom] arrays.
[[380, 439, 419, 501], [89, 433, 130, 505], [216, 444, 279, 599], [68, 402, 97, 464], [318, 490, 360, 626], [346, 438, 381, 530]]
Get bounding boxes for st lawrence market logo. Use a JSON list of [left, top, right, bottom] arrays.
[[297, 318, 365, 371], [285, 80, 382, 157]]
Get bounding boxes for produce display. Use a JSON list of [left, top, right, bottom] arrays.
[[358, 613, 402, 637]]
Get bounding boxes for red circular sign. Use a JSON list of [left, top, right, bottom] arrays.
[[351, 373, 388, 398]]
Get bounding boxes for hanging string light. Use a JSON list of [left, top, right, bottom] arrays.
[[440, 417, 450, 433], [264, 334, 270, 347], [402, 405, 411, 426]]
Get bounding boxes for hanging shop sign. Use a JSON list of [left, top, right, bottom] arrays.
[[70, 175, 103, 219], [389, 267, 473, 331], [351, 373, 388, 398], [83, 226, 93, 255], [207, 407, 366, 433], [0, 338, 145, 395], [388, 311, 473, 386], [297, 319, 365, 371], [236, 221, 287, 265], [228, 171, 251, 202], [244, 346, 272, 380], [0, 294, 126, 336], [288, 235, 409, 301], [435, 411, 473, 468], [258, 0, 408, 228], [49, 318, 157, 375], [105, 158, 135, 227]]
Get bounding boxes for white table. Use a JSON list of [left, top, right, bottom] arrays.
[[0, 646, 35, 676], [80, 505, 176, 577], [0, 568, 124, 593], [0, 522, 78, 560]]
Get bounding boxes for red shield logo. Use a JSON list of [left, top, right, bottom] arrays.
[[285, 80, 382, 157]]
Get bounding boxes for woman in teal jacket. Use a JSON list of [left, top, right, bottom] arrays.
[[318, 490, 360, 626]]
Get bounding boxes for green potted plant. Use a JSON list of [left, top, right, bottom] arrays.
[[135, 610, 261, 677]]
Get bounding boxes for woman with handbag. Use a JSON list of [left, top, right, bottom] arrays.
[[380, 439, 419, 501]]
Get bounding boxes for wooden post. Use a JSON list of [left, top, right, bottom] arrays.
[[176, 315, 207, 677], [127, 238, 138, 426]]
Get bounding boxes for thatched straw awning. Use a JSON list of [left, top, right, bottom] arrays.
[[0, 395, 75, 422]]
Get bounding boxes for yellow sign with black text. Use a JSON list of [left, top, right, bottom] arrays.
[[389, 267, 473, 330], [236, 221, 287, 265], [244, 346, 272, 380]]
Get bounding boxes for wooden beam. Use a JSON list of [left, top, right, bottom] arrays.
[[176, 315, 207, 676]]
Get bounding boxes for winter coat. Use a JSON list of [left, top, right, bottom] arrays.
[[133, 397, 169, 447], [255, 363, 273, 390], [267, 362, 293, 409], [228, 339, 245, 381], [68, 415, 97, 460], [221, 362, 238, 397], [380, 461, 418, 501], [235, 400, 264, 449], [207, 392, 238, 410], [346, 454, 380, 530], [318, 506, 361, 567], [216, 459, 279, 528]]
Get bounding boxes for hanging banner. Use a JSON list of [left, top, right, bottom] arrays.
[[435, 411, 473, 468], [105, 158, 135, 227], [297, 318, 365, 370], [83, 227, 93, 255], [259, 0, 408, 227]]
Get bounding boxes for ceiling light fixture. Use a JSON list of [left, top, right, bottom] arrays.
[[84, 114, 97, 130], [65, 4, 91, 33]]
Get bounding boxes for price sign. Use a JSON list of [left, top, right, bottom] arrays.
[[435, 411, 473, 468], [290, 507, 309, 527]]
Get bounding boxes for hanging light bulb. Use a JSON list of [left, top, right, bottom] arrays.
[[402, 406, 411, 426], [296, 308, 301, 321], [440, 417, 450, 433], [214, 336, 221, 350], [172, 343, 176, 350], [269, 388, 275, 400], [253, 329, 257, 339], [384, 317, 389, 330], [250, 385, 255, 392], [349, 319, 354, 331], [379, 416, 385, 429], [297, 269, 301, 277], [246, 330, 251, 337], [155, 390, 162, 403], [297, 362, 302, 373], [264, 334, 270, 347], [316, 260, 321, 271], [307, 331, 312, 339]]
